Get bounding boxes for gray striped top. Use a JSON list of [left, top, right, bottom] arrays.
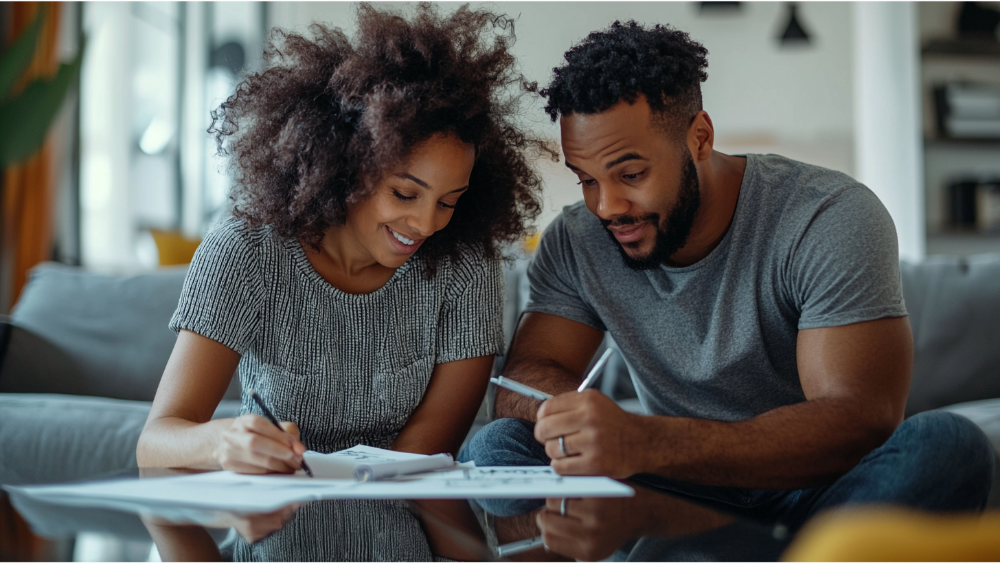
[[170, 218, 504, 453], [231, 499, 434, 561]]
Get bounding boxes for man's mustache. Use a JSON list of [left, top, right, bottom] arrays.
[[599, 213, 660, 229]]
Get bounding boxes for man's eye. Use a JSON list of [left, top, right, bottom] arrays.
[[393, 190, 416, 201], [622, 171, 643, 181]]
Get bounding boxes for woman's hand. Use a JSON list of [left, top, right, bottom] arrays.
[[214, 414, 307, 474]]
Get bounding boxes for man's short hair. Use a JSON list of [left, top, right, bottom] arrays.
[[541, 21, 709, 139]]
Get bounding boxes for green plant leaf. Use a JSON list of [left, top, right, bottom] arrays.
[[0, 7, 46, 101], [0, 40, 85, 167]]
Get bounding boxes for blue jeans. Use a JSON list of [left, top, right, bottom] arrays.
[[460, 411, 996, 528]]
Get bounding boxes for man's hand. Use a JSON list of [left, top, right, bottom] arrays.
[[535, 487, 737, 561], [534, 390, 644, 478], [536, 496, 648, 561]]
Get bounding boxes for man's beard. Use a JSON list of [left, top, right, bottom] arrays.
[[601, 154, 701, 271]]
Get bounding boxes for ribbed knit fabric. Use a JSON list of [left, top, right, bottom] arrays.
[[170, 218, 504, 453], [231, 500, 434, 561]]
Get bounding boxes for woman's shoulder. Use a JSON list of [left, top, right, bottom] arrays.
[[199, 216, 285, 258], [412, 243, 503, 300]]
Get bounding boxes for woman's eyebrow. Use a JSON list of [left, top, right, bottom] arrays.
[[397, 173, 468, 194], [396, 173, 429, 188]]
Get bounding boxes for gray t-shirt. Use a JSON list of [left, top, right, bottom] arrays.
[[526, 154, 907, 422], [170, 218, 505, 452]]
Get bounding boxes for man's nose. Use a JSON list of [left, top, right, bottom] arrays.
[[596, 184, 630, 220]]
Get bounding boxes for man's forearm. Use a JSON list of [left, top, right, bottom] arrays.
[[495, 358, 581, 422], [638, 397, 899, 489]]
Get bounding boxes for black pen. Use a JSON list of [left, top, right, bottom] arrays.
[[249, 389, 314, 478]]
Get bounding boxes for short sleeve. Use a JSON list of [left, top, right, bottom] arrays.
[[169, 219, 262, 354], [434, 248, 506, 364], [524, 214, 607, 331], [787, 186, 908, 330]]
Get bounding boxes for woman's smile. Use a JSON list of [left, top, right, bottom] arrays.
[[385, 225, 425, 254]]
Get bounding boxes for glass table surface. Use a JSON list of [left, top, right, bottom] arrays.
[[6, 467, 795, 561]]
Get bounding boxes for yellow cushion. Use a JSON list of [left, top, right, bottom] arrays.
[[783, 507, 1000, 562], [150, 230, 201, 266]]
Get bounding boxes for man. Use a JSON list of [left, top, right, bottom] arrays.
[[462, 21, 994, 527]]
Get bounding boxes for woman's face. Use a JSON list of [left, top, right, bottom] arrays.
[[344, 133, 475, 269]]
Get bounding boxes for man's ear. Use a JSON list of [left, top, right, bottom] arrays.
[[686, 111, 714, 162]]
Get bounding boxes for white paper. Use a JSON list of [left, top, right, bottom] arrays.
[[8, 466, 633, 513]]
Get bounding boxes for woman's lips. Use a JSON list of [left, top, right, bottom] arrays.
[[609, 222, 649, 244], [385, 225, 424, 254]]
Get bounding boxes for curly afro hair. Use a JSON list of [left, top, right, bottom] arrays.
[[209, 3, 552, 274], [541, 20, 709, 138]]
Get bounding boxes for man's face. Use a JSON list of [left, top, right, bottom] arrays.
[[560, 97, 701, 270]]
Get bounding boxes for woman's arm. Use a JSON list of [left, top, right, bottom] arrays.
[[137, 330, 306, 472], [391, 355, 494, 456]]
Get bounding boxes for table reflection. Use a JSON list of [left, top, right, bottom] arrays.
[[12, 470, 793, 562]]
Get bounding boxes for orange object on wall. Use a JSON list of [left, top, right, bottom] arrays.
[[2, 2, 63, 310]]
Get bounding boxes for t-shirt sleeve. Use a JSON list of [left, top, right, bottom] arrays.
[[435, 248, 506, 364], [169, 220, 262, 354], [524, 214, 607, 331], [787, 185, 908, 330]]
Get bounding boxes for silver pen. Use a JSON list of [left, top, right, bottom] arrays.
[[490, 348, 615, 400]]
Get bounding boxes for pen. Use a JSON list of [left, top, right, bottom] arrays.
[[497, 536, 546, 557], [490, 348, 616, 400], [576, 348, 614, 392], [249, 390, 314, 478]]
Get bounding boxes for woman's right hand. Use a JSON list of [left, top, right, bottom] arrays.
[[214, 414, 307, 474]]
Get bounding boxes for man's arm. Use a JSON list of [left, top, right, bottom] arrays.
[[495, 312, 605, 422], [531, 315, 913, 489]]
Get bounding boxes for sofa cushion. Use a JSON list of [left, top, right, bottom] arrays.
[[938, 399, 1000, 509], [0, 394, 242, 488], [901, 254, 1000, 416], [0, 263, 239, 402]]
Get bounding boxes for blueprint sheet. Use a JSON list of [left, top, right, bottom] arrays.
[[7, 467, 634, 512]]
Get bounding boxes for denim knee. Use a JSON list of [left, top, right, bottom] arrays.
[[459, 418, 548, 467], [887, 411, 996, 510]]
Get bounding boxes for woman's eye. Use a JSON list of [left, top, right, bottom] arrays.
[[577, 178, 597, 187], [439, 201, 457, 209], [392, 190, 416, 201]]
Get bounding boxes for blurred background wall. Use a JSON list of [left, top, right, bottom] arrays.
[[3, 1, 1000, 312]]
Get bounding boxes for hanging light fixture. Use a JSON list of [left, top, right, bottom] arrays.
[[778, 2, 812, 46]]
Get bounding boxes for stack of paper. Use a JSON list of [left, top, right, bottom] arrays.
[[7, 466, 633, 513]]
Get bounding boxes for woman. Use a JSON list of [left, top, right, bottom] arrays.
[[136, 3, 547, 474]]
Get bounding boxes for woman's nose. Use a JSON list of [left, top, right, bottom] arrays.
[[407, 208, 438, 238]]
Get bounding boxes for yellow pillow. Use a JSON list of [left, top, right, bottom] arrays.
[[783, 507, 1000, 562], [150, 230, 202, 266]]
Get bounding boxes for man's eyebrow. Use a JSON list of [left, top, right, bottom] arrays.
[[396, 173, 428, 188], [563, 153, 647, 174], [604, 152, 647, 170]]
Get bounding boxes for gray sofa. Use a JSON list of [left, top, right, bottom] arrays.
[[0, 263, 240, 489], [1, 254, 998, 505]]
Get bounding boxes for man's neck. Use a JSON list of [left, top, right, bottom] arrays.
[[667, 151, 746, 267]]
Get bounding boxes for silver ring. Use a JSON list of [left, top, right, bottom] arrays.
[[560, 498, 567, 516], [559, 435, 568, 457]]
